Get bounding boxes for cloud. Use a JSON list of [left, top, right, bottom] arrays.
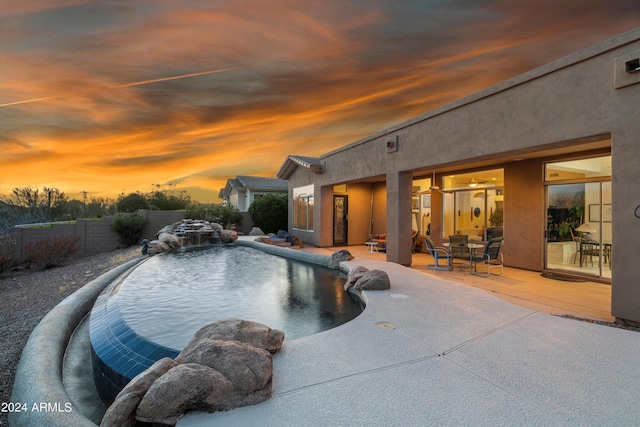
[[0, 0, 638, 201]]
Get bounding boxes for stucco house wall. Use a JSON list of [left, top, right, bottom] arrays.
[[281, 29, 640, 323]]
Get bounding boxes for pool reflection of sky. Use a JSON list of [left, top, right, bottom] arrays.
[[117, 246, 363, 349]]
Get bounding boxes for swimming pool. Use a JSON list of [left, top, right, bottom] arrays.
[[119, 245, 363, 348], [90, 245, 364, 403]]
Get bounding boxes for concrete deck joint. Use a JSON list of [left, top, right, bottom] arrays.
[[440, 312, 538, 356]]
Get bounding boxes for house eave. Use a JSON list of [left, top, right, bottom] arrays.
[[277, 155, 324, 179]]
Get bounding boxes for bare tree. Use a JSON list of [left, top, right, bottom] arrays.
[[2, 186, 68, 226]]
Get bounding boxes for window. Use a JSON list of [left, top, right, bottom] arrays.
[[293, 185, 314, 231], [545, 156, 611, 181], [442, 169, 504, 241]]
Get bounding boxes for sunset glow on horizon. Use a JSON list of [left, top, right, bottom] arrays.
[[1, 1, 638, 202]]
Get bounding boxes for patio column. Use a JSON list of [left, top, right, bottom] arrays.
[[386, 171, 413, 266], [319, 184, 334, 247]]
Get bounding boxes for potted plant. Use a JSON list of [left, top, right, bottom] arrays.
[[489, 207, 503, 228]]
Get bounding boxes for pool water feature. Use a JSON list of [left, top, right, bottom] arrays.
[[90, 245, 364, 403]]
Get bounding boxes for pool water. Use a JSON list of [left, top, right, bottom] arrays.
[[117, 245, 364, 349]]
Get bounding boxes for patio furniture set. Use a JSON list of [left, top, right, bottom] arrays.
[[424, 235, 505, 276], [364, 232, 503, 276]]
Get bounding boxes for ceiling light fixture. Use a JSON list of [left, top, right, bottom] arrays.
[[468, 178, 478, 188]]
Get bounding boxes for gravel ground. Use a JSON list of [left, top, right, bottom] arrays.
[[0, 247, 140, 426]]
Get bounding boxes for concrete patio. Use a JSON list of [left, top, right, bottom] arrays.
[[342, 245, 614, 323], [179, 244, 638, 426]]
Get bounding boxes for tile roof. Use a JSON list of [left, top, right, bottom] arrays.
[[277, 155, 324, 179], [236, 176, 288, 190]]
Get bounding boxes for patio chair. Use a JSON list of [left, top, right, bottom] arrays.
[[448, 235, 470, 270], [423, 237, 451, 271], [580, 236, 600, 267], [471, 237, 504, 276], [572, 235, 582, 264]]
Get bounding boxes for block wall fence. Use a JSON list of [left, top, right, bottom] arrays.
[[10, 210, 181, 264], [9, 210, 257, 264]]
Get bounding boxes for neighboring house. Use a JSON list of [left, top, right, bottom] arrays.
[[219, 176, 288, 212], [277, 29, 640, 325]]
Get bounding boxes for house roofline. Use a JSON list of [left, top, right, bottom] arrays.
[[277, 155, 324, 179]]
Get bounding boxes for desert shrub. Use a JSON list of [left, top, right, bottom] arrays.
[[185, 204, 242, 229], [111, 213, 148, 247], [116, 193, 150, 213], [248, 193, 288, 234], [24, 236, 80, 269], [0, 235, 15, 273], [185, 204, 209, 221]]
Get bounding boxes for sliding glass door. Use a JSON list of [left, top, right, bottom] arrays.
[[545, 156, 611, 279]]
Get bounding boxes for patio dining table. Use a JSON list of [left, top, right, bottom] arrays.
[[443, 242, 486, 273], [580, 240, 612, 269]]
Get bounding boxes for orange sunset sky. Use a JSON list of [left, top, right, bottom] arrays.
[[1, 1, 639, 203]]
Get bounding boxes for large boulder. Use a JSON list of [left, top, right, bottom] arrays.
[[328, 249, 354, 269], [136, 363, 234, 425], [158, 232, 181, 249], [146, 240, 170, 256], [249, 227, 265, 236], [179, 318, 284, 354], [344, 265, 369, 291], [178, 339, 272, 394], [353, 269, 391, 291], [219, 229, 238, 243], [101, 357, 177, 427], [101, 320, 285, 425]]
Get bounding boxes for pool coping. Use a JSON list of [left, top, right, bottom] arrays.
[[9, 258, 145, 427], [233, 238, 337, 269]]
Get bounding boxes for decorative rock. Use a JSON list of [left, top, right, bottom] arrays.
[[249, 227, 265, 236], [179, 318, 285, 354], [100, 357, 177, 427], [158, 232, 181, 249], [101, 319, 285, 425], [353, 269, 391, 291], [254, 236, 273, 245], [157, 225, 173, 234], [344, 265, 369, 291], [136, 363, 234, 425], [328, 249, 354, 269], [146, 240, 170, 256], [178, 339, 272, 394], [219, 229, 238, 243], [143, 219, 243, 256]]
